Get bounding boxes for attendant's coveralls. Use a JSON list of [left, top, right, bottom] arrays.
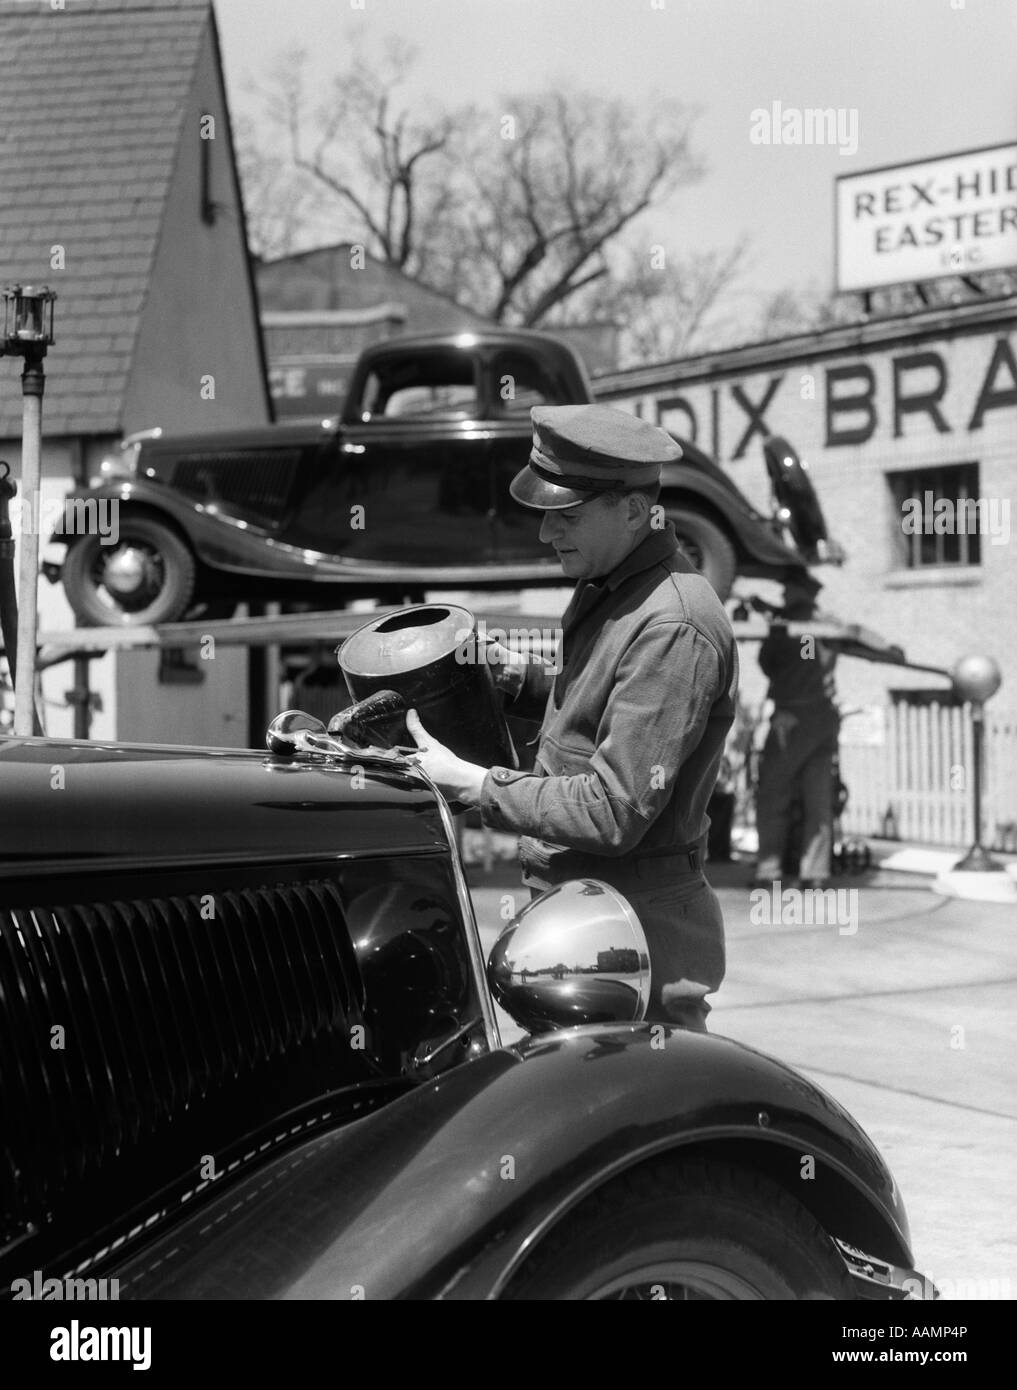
[[480, 524, 739, 1030], [754, 623, 839, 883]]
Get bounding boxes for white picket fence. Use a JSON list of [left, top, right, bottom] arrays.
[[838, 702, 1017, 849]]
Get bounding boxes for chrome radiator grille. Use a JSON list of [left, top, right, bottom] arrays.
[[0, 878, 367, 1251]]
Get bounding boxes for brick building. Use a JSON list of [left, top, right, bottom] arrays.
[[595, 295, 1017, 712], [594, 295, 1017, 844]]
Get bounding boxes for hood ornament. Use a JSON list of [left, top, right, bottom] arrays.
[[266, 702, 416, 769]]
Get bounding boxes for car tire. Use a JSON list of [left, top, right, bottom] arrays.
[[502, 1158, 855, 1301], [665, 507, 738, 600], [62, 515, 196, 627], [763, 437, 829, 554]]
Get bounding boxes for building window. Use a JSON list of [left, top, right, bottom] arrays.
[[887, 462, 982, 569]]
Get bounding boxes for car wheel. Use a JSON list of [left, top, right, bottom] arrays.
[[763, 436, 829, 555], [502, 1159, 854, 1300], [62, 516, 196, 626], [666, 507, 738, 600]]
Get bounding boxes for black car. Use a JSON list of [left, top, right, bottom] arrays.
[[0, 710, 932, 1300], [53, 331, 813, 626]]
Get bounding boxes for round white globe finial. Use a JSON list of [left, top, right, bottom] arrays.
[[950, 654, 1001, 705]]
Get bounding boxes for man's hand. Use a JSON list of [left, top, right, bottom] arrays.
[[405, 709, 488, 810]]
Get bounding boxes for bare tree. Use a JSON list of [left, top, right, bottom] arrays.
[[751, 285, 845, 341], [234, 111, 313, 260], [250, 38, 456, 269], [443, 90, 705, 325], [237, 42, 711, 327], [560, 240, 749, 366]]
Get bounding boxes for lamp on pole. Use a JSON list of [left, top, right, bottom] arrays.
[[950, 654, 1003, 872], [1, 285, 56, 737]]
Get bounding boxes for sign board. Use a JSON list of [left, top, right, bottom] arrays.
[[836, 143, 1017, 292], [268, 356, 355, 419]]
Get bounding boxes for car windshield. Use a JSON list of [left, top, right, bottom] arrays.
[[360, 351, 479, 419]]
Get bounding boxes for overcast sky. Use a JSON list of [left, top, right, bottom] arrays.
[[214, 0, 1017, 313]]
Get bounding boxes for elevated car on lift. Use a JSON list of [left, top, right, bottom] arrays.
[[51, 331, 831, 626]]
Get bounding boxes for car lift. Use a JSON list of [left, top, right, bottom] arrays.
[[6, 600, 953, 744]]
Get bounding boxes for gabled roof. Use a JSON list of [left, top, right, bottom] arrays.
[[257, 242, 494, 325], [0, 0, 211, 437]]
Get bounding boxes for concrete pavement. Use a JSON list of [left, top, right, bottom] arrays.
[[466, 849, 1017, 1300]]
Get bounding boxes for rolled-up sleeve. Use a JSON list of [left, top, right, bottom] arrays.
[[481, 621, 723, 855]]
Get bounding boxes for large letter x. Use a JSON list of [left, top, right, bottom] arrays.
[[730, 376, 784, 459]]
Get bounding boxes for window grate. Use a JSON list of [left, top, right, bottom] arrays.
[[887, 462, 982, 568]]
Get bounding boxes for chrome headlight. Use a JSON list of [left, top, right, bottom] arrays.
[[487, 879, 651, 1033], [97, 427, 162, 483]]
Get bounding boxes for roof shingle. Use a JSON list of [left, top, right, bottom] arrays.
[[0, 0, 211, 436]]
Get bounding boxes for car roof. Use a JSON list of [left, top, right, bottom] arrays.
[[355, 328, 579, 364]]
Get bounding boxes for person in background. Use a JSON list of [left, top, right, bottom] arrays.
[[753, 573, 839, 889]]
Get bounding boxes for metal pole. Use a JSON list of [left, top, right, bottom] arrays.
[[14, 354, 43, 737], [971, 705, 983, 850], [71, 654, 92, 739], [246, 602, 266, 749], [68, 438, 92, 740], [264, 600, 281, 735], [955, 701, 999, 871]]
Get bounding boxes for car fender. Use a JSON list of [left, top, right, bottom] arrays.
[[51, 480, 201, 550], [50, 480, 335, 579], [114, 1024, 912, 1302], [660, 466, 804, 570]]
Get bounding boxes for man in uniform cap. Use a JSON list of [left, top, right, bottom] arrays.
[[407, 403, 739, 1030]]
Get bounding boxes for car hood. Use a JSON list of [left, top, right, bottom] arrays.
[[0, 736, 492, 1286], [0, 737, 443, 875]]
